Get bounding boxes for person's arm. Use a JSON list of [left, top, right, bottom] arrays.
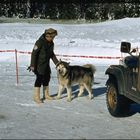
[[51, 52, 59, 65], [30, 41, 41, 72]]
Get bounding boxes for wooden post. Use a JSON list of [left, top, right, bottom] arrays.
[[137, 53, 140, 91], [15, 49, 19, 85]]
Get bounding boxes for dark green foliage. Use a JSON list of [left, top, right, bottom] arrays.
[[0, 0, 140, 20]]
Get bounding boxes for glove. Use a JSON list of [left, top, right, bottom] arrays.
[[27, 66, 35, 72]]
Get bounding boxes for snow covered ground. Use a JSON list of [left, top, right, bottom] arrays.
[[0, 18, 140, 139]]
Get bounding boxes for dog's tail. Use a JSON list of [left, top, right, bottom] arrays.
[[83, 64, 96, 74]]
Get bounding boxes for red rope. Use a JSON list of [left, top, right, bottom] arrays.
[[0, 49, 121, 59]]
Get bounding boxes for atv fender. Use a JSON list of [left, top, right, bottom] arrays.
[[105, 65, 125, 95]]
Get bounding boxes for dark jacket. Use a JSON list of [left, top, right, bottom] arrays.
[[30, 34, 58, 75]]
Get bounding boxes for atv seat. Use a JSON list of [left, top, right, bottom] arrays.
[[124, 56, 138, 68]]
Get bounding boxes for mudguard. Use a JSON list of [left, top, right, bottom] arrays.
[[105, 65, 126, 95]]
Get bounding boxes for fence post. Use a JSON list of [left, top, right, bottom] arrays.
[[15, 49, 19, 85]]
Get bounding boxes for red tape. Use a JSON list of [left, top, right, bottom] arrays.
[[0, 50, 15, 53], [17, 51, 31, 54], [56, 54, 121, 59], [0, 49, 121, 59]]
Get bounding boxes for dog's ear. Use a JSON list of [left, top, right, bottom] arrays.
[[56, 60, 61, 68], [66, 62, 70, 66], [66, 62, 70, 65]]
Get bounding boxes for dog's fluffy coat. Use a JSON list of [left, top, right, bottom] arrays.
[[55, 60, 96, 101]]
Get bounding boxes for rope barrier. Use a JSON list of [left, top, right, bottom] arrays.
[[0, 50, 15, 53], [0, 49, 121, 85], [0, 49, 121, 59], [56, 54, 121, 59]]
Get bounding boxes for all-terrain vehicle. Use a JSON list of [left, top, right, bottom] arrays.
[[105, 42, 140, 117]]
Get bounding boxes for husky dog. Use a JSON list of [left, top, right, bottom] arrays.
[[55, 60, 96, 102]]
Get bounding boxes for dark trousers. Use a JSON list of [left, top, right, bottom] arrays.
[[34, 73, 50, 87]]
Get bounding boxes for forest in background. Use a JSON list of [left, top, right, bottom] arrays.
[[0, 0, 140, 21]]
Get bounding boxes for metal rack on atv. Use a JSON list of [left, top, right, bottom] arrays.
[[105, 42, 140, 117]]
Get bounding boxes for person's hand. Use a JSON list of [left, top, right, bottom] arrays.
[[27, 66, 35, 72]]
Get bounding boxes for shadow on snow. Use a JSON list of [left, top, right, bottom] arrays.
[[52, 84, 106, 100], [51, 85, 140, 116]]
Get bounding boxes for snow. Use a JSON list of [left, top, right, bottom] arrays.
[[0, 18, 140, 139]]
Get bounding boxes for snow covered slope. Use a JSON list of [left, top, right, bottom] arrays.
[[0, 18, 140, 139]]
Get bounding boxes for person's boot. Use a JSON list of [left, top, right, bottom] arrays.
[[41, 87, 46, 102], [33, 87, 42, 104], [43, 86, 53, 100]]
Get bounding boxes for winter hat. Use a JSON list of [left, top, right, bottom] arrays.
[[44, 28, 58, 37]]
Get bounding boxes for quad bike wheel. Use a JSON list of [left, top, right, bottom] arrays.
[[106, 82, 131, 117]]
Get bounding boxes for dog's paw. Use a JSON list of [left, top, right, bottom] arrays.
[[88, 94, 94, 100], [54, 92, 59, 99], [54, 96, 61, 100], [78, 93, 83, 97], [67, 97, 72, 102]]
